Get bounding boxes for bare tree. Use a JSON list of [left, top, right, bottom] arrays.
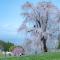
[[18, 1, 60, 53]]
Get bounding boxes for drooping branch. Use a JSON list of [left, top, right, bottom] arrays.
[[18, 1, 60, 53]]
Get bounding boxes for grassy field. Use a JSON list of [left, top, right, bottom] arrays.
[[0, 52, 60, 60]]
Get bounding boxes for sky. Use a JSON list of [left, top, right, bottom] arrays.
[[0, 0, 60, 45]]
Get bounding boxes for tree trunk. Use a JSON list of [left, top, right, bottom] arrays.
[[41, 36, 47, 52]]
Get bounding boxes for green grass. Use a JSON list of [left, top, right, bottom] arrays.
[[0, 52, 60, 60]]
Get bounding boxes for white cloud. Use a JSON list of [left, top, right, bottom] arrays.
[[0, 22, 20, 35]]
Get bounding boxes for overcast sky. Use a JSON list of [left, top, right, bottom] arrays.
[[0, 0, 60, 45]]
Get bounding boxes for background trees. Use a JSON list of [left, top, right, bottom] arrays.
[[0, 40, 14, 51], [18, 1, 60, 54]]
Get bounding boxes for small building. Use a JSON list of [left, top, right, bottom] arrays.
[[0, 46, 4, 52]]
